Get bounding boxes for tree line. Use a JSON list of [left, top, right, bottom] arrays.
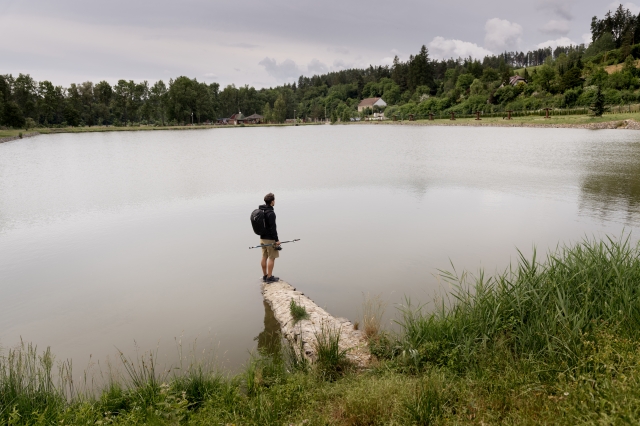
[[0, 4, 635, 129]]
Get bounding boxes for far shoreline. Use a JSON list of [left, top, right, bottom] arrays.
[[2, 112, 640, 143]]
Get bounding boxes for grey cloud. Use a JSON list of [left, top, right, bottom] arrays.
[[0, 0, 607, 87], [225, 42, 261, 49], [484, 18, 523, 51], [537, 0, 575, 20], [540, 19, 571, 35], [258, 57, 300, 81], [333, 59, 345, 68], [307, 59, 328, 75], [327, 46, 349, 54]]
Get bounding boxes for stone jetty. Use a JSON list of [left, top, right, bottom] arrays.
[[261, 280, 371, 368]]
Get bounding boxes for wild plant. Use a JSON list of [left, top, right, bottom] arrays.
[[0, 341, 70, 425], [289, 298, 310, 323], [362, 293, 386, 339], [314, 322, 352, 381], [397, 234, 640, 375], [403, 379, 443, 425]]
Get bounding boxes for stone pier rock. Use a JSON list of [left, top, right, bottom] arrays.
[[261, 280, 371, 368]]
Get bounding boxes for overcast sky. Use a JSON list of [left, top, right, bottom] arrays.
[[0, 0, 633, 88]]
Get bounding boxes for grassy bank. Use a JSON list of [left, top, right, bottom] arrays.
[[0, 122, 322, 140], [372, 111, 640, 127], [2, 112, 640, 141], [2, 236, 640, 424]]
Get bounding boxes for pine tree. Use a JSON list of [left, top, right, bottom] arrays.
[[590, 86, 606, 117]]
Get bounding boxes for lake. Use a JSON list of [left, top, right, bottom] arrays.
[[1, 124, 640, 372]]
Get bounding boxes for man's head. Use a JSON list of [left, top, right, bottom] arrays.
[[264, 193, 275, 206]]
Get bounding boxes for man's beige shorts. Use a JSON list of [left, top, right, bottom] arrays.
[[260, 239, 280, 259]]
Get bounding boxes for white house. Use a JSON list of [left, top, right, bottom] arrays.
[[357, 97, 387, 112]]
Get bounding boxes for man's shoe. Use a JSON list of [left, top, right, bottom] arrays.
[[262, 275, 267, 282], [266, 275, 280, 283]]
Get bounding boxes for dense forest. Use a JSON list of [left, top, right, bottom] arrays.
[[0, 5, 636, 128]]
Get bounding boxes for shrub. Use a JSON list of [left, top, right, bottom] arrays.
[[605, 88, 622, 105]]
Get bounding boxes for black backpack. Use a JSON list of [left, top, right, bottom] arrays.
[[250, 208, 268, 235]]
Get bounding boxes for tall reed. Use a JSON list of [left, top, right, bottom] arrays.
[[362, 293, 386, 339], [0, 341, 70, 424], [398, 235, 640, 373]]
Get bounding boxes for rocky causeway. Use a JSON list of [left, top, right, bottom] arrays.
[[261, 280, 371, 368]]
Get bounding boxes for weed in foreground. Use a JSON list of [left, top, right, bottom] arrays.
[[0, 341, 69, 425], [314, 323, 352, 381], [403, 379, 443, 425], [362, 293, 386, 340]]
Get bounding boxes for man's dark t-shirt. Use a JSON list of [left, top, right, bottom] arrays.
[[258, 204, 279, 241]]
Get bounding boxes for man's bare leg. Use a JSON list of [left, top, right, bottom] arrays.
[[261, 256, 267, 276], [267, 258, 275, 277]]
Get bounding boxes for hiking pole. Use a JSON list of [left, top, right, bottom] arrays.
[[249, 239, 300, 249]]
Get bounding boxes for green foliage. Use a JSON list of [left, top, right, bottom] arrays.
[[561, 67, 583, 90], [403, 380, 443, 425], [289, 298, 310, 323], [273, 95, 287, 123], [468, 79, 486, 95], [262, 102, 273, 123], [398, 236, 640, 372], [533, 64, 556, 92], [591, 86, 607, 116], [0, 342, 68, 425], [455, 73, 475, 91], [314, 324, 352, 381], [481, 68, 500, 83], [3, 100, 25, 128]]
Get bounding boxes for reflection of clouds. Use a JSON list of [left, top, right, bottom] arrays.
[[579, 142, 640, 225]]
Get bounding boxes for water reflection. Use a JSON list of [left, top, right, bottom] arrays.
[[580, 141, 640, 224], [255, 301, 281, 356]]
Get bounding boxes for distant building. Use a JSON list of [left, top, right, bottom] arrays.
[[508, 75, 527, 86], [228, 112, 245, 125], [243, 113, 264, 124], [217, 113, 263, 125], [357, 97, 387, 112]]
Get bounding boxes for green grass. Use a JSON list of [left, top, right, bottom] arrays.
[[0, 122, 323, 139], [314, 323, 352, 382], [2, 236, 640, 424], [366, 110, 640, 127], [290, 298, 310, 323]]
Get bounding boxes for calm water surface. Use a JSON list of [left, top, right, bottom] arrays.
[[1, 125, 640, 371]]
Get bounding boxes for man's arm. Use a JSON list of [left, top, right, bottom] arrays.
[[270, 211, 279, 243]]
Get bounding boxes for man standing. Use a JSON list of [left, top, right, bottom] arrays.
[[259, 193, 281, 283]]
